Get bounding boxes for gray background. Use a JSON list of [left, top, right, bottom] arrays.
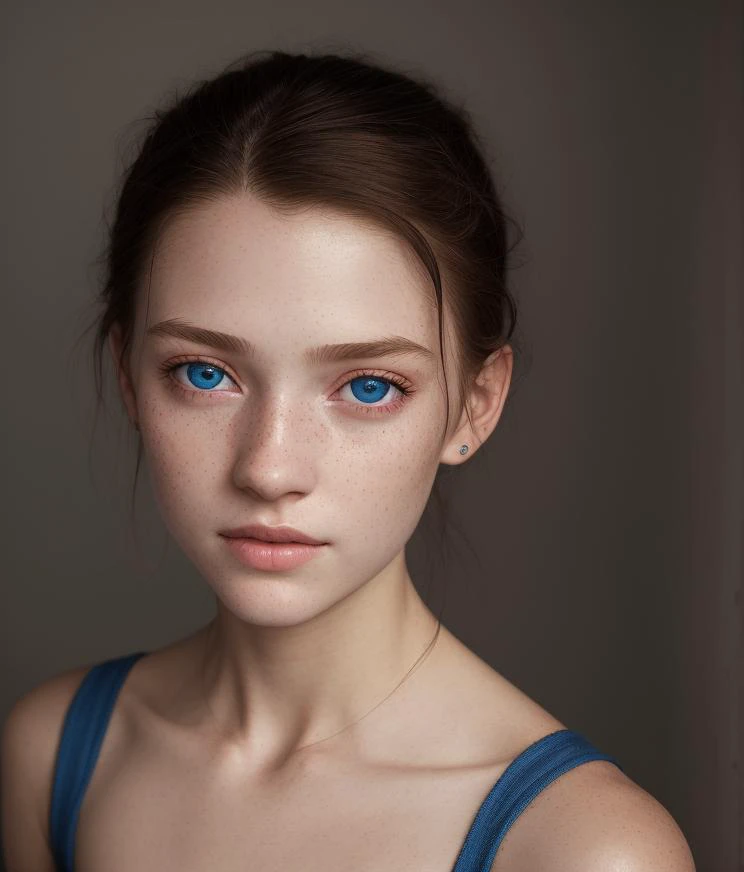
[[1, 1, 741, 870]]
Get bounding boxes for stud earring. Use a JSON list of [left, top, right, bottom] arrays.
[[459, 444, 469, 455]]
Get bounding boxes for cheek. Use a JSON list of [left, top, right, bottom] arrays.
[[133, 393, 443, 626], [331, 422, 441, 557], [138, 401, 227, 537], [137, 386, 443, 554]]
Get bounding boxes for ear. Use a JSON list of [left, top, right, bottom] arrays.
[[107, 323, 140, 429], [439, 346, 513, 465]]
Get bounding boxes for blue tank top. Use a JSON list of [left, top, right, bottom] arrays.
[[49, 652, 623, 872]]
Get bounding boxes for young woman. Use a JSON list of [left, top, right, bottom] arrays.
[[2, 49, 695, 871]]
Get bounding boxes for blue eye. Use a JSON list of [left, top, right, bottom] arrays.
[[161, 358, 413, 414], [177, 368, 397, 401], [161, 361, 236, 394], [338, 373, 413, 413], [184, 362, 231, 390], [346, 376, 394, 404]]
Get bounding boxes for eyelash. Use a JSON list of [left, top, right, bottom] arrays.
[[156, 355, 416, 416]]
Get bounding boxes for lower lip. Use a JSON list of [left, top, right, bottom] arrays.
[[221, 536, 326, 571]]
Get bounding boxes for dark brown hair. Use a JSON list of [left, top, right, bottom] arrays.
[[80, 48, 524, 585]]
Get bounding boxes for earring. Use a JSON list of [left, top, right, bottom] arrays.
[[459, 444, 469, 455]]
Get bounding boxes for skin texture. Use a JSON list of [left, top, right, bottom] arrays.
[[109, 192, 513, 769], [1, 192, 696, 871]]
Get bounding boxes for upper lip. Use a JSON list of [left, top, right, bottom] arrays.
[[220, 524, 326, 545]]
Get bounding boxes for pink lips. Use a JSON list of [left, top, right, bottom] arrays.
[[222, 537, 324, 571], [220, 524, 325, 545], [220, 524, 327, 571]]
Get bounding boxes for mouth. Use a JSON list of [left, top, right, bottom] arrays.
[[220, 524, 327, 546], [220, 534, 326, 572]]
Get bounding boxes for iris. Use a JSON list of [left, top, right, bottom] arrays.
[[186, 363, 223, 390], [182, 364, 395, 406], [349, 376, 391, 403]]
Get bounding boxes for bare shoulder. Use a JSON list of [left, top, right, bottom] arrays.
[[490, 756, 696, 872], [432, 629, 695, 871], [1, 662, 92, 870]]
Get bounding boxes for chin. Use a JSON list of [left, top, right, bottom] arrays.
[[207, 573, 354, 629]]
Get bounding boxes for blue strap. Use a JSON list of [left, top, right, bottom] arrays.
[[49, 651, 149, 872], [48, 658, 621, 872], [451, 729, 623, 872]]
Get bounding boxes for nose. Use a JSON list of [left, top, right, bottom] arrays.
[[230, 392, 320, 502]]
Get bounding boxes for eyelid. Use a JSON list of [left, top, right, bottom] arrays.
[[161, 355, 413, 388], [331, 367, 412, 393], [164, 353, 239, 382], [159, 355, 415, 408], [158, 354, 240, 398]]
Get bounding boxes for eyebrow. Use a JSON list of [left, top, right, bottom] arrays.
[[145, 318, 436, 365]]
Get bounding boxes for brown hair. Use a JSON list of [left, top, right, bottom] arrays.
[[80, 48, 524, 581]]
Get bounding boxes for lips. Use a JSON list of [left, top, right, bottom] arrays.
[[219, 524, 326, 545], [222, 535, 324, 571]]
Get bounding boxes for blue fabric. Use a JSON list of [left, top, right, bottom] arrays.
[[49, 652, 623, 872], [49, 651, 149, 872], [450, 729, 623, 871]]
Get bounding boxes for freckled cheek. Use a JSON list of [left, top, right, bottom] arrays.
[[335, 427, 440, 544], [137, 390, 442, 528], [138, 403, 222, 509], [148, 441, 205, 512]]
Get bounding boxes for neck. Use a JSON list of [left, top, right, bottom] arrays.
[[197, 552, 440, 771]]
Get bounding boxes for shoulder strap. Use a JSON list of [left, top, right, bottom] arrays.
[[451, 729, 623, 872], [49, 651, 149, 872]]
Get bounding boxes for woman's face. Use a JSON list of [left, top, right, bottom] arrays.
[[116, 193, 467, 627]]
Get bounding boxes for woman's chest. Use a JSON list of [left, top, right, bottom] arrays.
[[73, 741, 505, 872]]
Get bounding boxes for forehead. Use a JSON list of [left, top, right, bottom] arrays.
[[142, 194, 441, 350]]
